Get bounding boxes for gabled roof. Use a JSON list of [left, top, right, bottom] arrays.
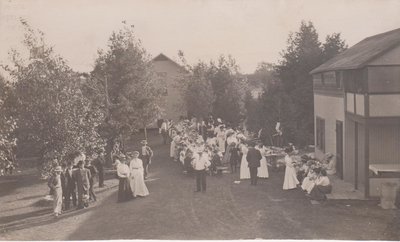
[[152, 53, 182, 67], [310, 28, 400, 74]]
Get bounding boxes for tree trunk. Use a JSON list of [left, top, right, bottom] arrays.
[[144, 125, 147, 140]]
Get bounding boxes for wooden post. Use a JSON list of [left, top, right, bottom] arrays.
[[144, 125, 148, 140], [364, 94, 370, 198], [355, 122, 358, 190]]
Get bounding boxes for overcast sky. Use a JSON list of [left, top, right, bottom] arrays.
[[1, 0, 400, 74]]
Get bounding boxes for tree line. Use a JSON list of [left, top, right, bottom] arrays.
[[0, 20, 164, 175], [179, 21, 347, 148]]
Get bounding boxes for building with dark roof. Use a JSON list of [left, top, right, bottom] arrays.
[[152, 53, 187, 122], [310, 28, 400, 198]]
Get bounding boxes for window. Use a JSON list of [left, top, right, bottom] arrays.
[[316, 117, 325, 152]]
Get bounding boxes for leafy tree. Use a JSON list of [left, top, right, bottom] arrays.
[[178, 53, 247, 126], [91, 22, 165, 156], [0, 75, 17, 169], [209, 55, 247, 127], [4, 20, 105, 175], [177, 53, 215, 120], [322, 33, 348, 62], [252, 21, 348, 147]]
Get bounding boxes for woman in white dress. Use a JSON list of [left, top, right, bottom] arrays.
[[256, 144, 269, 178], [239, 143, 250, 179], [216, 126, 226, 153], [129, 151, 149, 197], [283, 147, 299, 190], [169, 130, 177, 158]]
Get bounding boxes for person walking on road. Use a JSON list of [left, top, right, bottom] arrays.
[[140, 140, 153, 179], [48, 166, 63, 217], [115, 156, 133, 202], [129, 151, 149, 197], [93, 150, 105, 188], [64, 161, 77, 210], [246, 141, 262, 186], [85, 159, 98, 202], [191, 147, 211, 192], [73, 157, 91, 209]]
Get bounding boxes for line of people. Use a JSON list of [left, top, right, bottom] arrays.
[[47, 151, 106, 217]]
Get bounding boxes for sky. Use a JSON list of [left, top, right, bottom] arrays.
[[1, 0, 400, 74]]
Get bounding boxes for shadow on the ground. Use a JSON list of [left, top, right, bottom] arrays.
[[0, 204, 98, 233], [0, 171, 44, 198]]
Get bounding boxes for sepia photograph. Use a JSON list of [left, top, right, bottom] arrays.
[[0, 0, 399, 240]]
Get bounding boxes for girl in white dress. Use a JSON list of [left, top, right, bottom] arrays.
[[129, 151, 149, 197], [239, 143, 250, 179], [256, 144, 269, 178], [283, 147, 299, 190]]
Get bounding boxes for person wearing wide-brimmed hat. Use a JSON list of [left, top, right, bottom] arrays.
[[48, 166, 63, 217], [140, 140, 153, 179]]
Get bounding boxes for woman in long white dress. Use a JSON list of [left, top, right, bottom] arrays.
[[169, 130, 177, 158], [256, 144, 269, 178], [129, 151, 149, 197], [283, 148, 299, 190], [239, 143, 250, 179]]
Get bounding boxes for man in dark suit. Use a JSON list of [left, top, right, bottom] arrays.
[[93, 150, 105, 188], [246, 141, 262, 185], [64, 161, 77, 210], [72, 158, 91, 209]]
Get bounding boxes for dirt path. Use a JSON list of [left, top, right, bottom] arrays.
[[1, 134, 399, 240]]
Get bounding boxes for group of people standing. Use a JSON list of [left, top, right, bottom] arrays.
[[47, 151, 105, 217], [115, 140, 152, 202], [162, 116, 272, 191], [162, 115, 334, 202]]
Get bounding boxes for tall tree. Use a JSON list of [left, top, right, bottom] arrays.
[[209, 55, 247, 127], [0, 75, 17, 169], [91, 22, 165, 155], [177, 52, 215, 119], [4, 19, 105, 175], [322, 33, 348, 62], [274, 21, 323, 146]]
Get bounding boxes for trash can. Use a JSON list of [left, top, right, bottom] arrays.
[[380, 182, 398, 209]]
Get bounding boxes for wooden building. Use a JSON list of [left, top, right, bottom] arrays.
[[310, 28, 400, 198], [152, 53, 187, 122]]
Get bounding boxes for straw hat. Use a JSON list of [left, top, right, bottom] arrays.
[[140, 140, 148, 145]]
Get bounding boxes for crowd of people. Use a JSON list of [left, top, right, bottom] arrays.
[[47, 150, 105, 217], [160, 115, 334, 201], [45, 115, 337, 217]]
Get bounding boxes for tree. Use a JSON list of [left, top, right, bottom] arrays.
[[178, 53, 247, 126], [91, 22, 165, 155], [4, 19, 105, 175], [0, 75, 17, 169], [322, 33, 348, 62], [177, 52, 215, 120], [209, 55, 247, 127]]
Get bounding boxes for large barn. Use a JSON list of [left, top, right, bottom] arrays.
[[152, 53, 187, 122], [310, 28, 400, 198]]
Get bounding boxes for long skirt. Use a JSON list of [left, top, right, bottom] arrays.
[[240, 154, 250, 179], [309, 185, 332, 201], [258, 157, 269, 178], [130, 168, 149, 197], [53, 187, 63, 214], [283, 166, 299, 190], [118, 177, 133, 202]]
